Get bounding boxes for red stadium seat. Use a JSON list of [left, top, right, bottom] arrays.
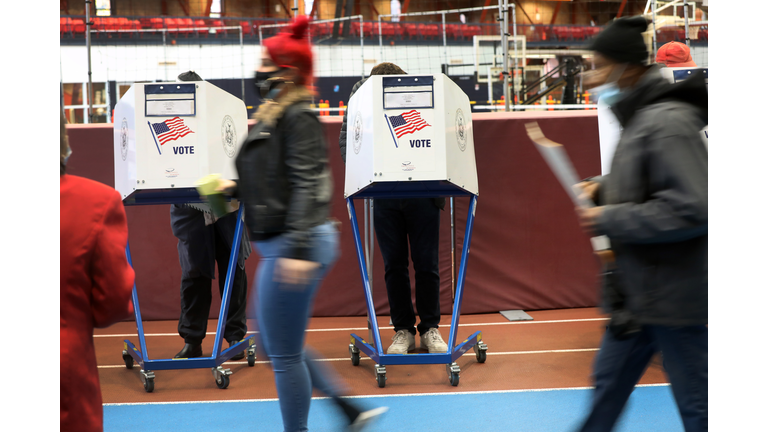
[[150, 17, 164, 30], [72, 19, 86, 34], [403, 23, 418, 39], [178, 18, 194, 34], [553, 26, 570, 41], [194, 19, 207, 34], [571, 26, 585, 41], [164, 18, 180, 33], [240, 21, 253, 35], [464, 25, 482, 39]]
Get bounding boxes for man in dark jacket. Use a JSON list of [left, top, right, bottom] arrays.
[[170, 71, 251, 360], [340, 63, 448, 354], [575, 17, 708, 432]]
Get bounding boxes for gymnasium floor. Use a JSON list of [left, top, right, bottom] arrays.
[[96, 307, 681, 431]]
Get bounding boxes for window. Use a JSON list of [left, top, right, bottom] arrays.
[[210, 0, 222, 18], [62, 82, 110, 124], [95, 0, 111, 17]]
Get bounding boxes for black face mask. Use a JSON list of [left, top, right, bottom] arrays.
[[255, 69, 283, 98]]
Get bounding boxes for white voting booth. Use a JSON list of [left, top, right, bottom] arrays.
[[112, 81, 256, 393], [344, 74, 478, 198], [343, 74, 486, 388], [114, 81, 247, 204], [597, 66, 708, 175]]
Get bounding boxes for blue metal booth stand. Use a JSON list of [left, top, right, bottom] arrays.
[[345, 184, 487, 388], [120, 189, 256, 393]]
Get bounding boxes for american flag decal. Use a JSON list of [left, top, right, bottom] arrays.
[[151, 117, 194, 145], [388, 110, 430, 138]]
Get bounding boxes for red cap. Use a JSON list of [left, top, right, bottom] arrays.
[[655, 42, 697, 68], [263, 15, 314, 86]]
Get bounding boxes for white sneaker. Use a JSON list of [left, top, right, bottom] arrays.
[[420, 327, 448, 353], [348, 407, 389, 432], [387, 330, 415, 354]]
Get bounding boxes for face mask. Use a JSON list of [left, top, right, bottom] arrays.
[[255, 69, 283, 99], [592, 63, 628, 106]]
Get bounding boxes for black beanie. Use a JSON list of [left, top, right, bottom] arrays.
[[589, 16, 649, 64]]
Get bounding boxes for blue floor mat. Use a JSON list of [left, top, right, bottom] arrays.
[[104, 385, 683, 432]]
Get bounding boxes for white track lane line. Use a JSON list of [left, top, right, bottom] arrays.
[[94, 317, 609, 338], [103, 383, 670, 407], [97, 348, 600, 369]]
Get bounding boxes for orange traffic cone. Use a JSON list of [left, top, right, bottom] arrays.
[[546, 95, 555, 111]]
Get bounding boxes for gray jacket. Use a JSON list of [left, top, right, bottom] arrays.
[[593, 66, 708, 326]]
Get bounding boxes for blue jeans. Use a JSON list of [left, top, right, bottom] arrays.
[[252, 221, 347, 432], [578, 325, 708, 432]]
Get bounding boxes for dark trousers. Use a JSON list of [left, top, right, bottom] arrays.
[[373, 198, 441, 336], [578, 324, 708, 432], [171, 205, 248, 345]]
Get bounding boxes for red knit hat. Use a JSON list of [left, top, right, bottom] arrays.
[[656, 42, 697, 68], [263, 15, 314, 86]]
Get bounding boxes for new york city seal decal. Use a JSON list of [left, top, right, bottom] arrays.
[[120, 118, 129, 161], [455, 108, 467, 152], [353, 111, 363, 154], [221, 115, 236, 158]]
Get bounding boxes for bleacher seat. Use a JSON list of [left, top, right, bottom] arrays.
[[194, 19, 207, 34], [150, 17, 164, 30], [72, 19, 86, 34], [553, 26, 571, 41]]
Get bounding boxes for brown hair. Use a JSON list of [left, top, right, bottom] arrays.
[[370, 62, 406, 76], [61, 109, 69, 175]]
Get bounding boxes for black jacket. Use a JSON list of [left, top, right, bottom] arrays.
[[594, 66, 708, 326], [233, 102, 333, 261]]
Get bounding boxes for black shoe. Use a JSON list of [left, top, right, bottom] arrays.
[[174, 343, 203, 359], [228, 340, 245, 361]]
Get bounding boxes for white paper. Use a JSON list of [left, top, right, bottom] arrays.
[[383, 92, 432, 109], [146, 99, 195, 116]]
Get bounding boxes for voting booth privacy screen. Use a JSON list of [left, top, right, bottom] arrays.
[[113, 81, 248, 203], [344, 74, 478, 198]]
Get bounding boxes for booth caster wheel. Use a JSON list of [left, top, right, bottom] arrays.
[[446, 362, 461, 387], [247, 347, 256, 367], [140, 370, 155, 393], [349, 344, 360, 366], [212, 366, 233, 389], [474, 341, 488, 363], [216, 374, 230, 389], [375, 364, 387, 388], [450, 372, 460, 386], [122, 350, 134, 369]]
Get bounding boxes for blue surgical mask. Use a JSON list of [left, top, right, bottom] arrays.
[[592, 63, 628, 106]]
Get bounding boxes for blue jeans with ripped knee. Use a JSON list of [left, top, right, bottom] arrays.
[[252, 221, 347, 432]]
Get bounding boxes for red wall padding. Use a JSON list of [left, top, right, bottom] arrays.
[[64, 110, 601, 321]]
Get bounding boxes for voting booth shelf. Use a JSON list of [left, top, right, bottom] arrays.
[[114, 81, 256, 393], [344, 74, 487, 388]]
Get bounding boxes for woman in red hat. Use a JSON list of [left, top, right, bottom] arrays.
[[215, 16, 386, 432]]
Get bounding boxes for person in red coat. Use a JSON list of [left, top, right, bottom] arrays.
[[60, 109, 135, 432]]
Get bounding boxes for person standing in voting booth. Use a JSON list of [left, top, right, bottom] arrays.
[[339, 62, 448, 355], [60, 109, 135, 432], [170, 71, 251, 360], [213, 17, 387, 432], [574, 17, 708, 432]]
